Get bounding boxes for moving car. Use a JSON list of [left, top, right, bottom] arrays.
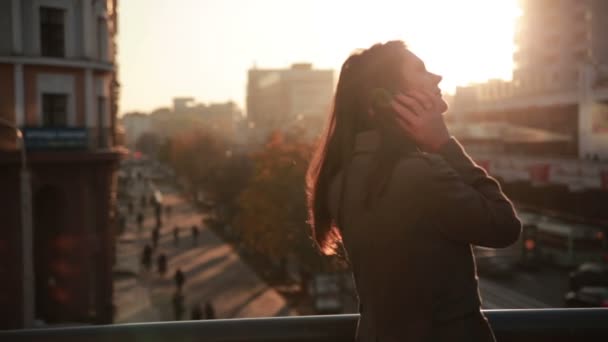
[[569, 262, 608, 291], [311, 273, 343, 314], [564, 286, 608, 308]]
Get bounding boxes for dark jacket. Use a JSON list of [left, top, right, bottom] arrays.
[[328, 131, 521, 342]]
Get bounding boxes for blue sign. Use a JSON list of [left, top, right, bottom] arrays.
[[23, 127, 88, 150]]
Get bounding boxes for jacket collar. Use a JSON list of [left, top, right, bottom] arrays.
[[353, 130, 420, 155]]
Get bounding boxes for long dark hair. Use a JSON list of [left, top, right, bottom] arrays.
[[306, 40, 419, 255]]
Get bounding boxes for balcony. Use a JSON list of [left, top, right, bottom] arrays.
[[1, 309, 607, 341]]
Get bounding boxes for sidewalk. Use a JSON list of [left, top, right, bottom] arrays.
[[113, 169, 296, 323]]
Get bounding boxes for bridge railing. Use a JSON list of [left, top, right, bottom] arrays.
[[2, 308, 608, 342]]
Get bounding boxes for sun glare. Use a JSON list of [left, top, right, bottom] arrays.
[[119, 0, 522, 112], [310, 0, 521, 93]]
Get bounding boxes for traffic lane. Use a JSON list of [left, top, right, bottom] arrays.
[[478, 264, 570, 309]]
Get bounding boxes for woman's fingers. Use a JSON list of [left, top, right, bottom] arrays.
[[394, 93, 425, 115], [391, 99, 419, 128], [407, 90, 434, 112]]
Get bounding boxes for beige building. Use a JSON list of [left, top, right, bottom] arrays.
[[246, 63, 334, 138], [121, 112, 151, 149]]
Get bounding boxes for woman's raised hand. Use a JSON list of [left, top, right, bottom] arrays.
[[390, 90, 451, 153]]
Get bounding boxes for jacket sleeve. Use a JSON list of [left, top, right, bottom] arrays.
[[417, 137, 522, 248]]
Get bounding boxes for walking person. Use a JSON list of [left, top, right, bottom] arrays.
[[191, 225, 199, 245], [154, 202, 162, 227], [204, 301, 215, 320], [152, 227, 160, 249], [157, 253, 167, 276], [136, 212, 144, 232], [118, 214, 127, 234], [174, 268, 185, 293], [190, 303, 203, 320], [173, 226, 179, 247], [305, 41, 521, 342], [127, 200, 134, 215], [141, 244, 152, 272], [172, 291, 185, 321]]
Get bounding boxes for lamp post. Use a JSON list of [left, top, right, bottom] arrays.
[[0, 118, 34, 328]]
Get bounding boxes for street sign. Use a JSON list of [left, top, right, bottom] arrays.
[[22, 127, 88, 150]]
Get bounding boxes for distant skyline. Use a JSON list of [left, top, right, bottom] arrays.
[[118, 0, 520, 115]]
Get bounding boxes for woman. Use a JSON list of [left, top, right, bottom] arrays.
[[306, 41, 521, 341]]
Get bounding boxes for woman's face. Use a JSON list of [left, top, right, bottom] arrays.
[[399, 50, 447, 113]]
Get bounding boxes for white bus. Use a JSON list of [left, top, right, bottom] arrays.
[[530, 215, 606, 267]]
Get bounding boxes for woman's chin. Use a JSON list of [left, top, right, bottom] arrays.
[[435, 96, 448, 113]]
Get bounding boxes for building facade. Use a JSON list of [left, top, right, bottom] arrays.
[[121, 112, 150, 149], [0, 0, 121, 328], [246, 63, 334, 141], [445, 0, 608, 227], [514, 0, 608, 93], [451, 0, 608, 161]]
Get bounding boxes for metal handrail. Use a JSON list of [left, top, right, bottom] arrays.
[[2, 309, 608, 342]]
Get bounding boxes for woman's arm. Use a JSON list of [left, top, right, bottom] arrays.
[[389, 90, 521, 247], [408, 137, 522, 248]]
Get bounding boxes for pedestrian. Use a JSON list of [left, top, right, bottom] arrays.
[[141, 244, 152, 271], [173, 226, 179, 246], [190, 303, 203, 320], [152, 228, 160, 249], [118, 214, 127, 234], [127, 200, 134, 215], [136, 212, 144, 232], [174, 268, 185, 293], [172, 291, 185, 321], [191, 225, 199, 245], [154, 202, 162, 227], [204, 301, 215, 320], [305, 41, 522, 341], [157, 253, 167, 276]]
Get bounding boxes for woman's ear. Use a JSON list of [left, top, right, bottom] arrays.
[[370, 88, 393, 110], [369, 88, 395, 121]]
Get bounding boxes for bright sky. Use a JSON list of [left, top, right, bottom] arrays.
[[118, 0, 521, 115]]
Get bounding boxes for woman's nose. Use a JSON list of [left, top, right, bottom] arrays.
[[433, 73, 443, 84]]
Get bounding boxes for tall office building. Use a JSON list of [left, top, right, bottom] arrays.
[[450, 0, 608, 160], [514, 0, 608, 93], [0, 0, 121, 328], [246, 63, 334, 138]]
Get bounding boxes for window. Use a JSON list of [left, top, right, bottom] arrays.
[[42, 94, 68, 127], [40, 7, 65, 57], [97, 18, 108, 60], [97, 96, 107, 147]]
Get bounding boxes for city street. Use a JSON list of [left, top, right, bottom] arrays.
[[113, 165, 572, 323], [480, 265, 570, 309], [476, 245, 570, 309], [112, 168, 295, 323]]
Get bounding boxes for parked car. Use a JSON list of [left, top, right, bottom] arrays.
[[569, 262, 608, 291], [311, 273, 343, 314], [564, 286, 608, 308]]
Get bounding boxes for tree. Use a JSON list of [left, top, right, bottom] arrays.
[[233, 131, 333, 273]]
